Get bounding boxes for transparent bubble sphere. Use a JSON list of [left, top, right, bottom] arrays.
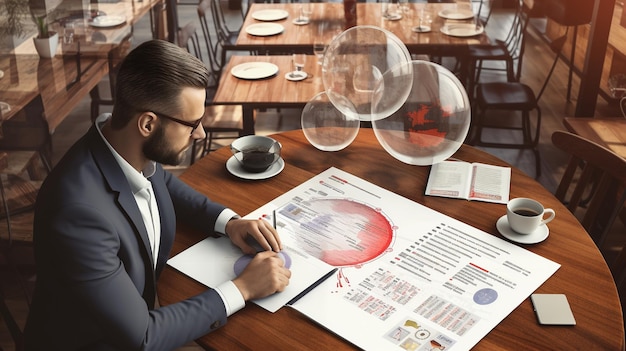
[[302, 92, 360, 151], [322, 25, 413, 122], [372, 60, 471, 165]]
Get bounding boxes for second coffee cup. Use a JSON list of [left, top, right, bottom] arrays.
[[506, 198, 555, 235]]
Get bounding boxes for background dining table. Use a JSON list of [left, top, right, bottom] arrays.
[[237, 2, 491, 55], [158, 129, 624, 351], [213, 55, 323, 135], [0, 0, 165, 132]]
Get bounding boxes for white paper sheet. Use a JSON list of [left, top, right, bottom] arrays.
[[167, 235, 335, 313], [249, 167, 560, 350], [169, 167, 560, 350]]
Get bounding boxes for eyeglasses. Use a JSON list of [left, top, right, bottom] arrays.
[[152, 111, 203, 135]]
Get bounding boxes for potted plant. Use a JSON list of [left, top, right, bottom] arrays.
[[0, 0, 32, 49], [29, 0, 58, 58]]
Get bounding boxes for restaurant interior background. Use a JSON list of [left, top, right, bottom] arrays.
[[1, 0, 626, 349]]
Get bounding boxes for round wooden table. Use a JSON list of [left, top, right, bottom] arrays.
[[158, 129, 624, 350]]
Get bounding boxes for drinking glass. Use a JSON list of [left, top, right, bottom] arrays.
[[291, 53, 307, 78], [63, 22, 75, 44], [313, 42, 326, 65], [412, 8, 432, 33], [302, 3, 312, 21]]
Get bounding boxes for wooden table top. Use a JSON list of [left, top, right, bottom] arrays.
[[214, 55, 323, 105], [237, 2, 490, 53], [563, 117, 626, 159], [157, 129, 624, 351], [0, 54, 108, 132], [213, 55, 323, 135]]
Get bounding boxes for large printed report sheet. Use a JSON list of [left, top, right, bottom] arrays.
[[169, 167, 560, 350]]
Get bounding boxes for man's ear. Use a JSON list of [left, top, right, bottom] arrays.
[[138, 112, 155, 137]]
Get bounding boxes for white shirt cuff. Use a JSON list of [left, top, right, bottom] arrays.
[[215, 209, 239, 235], [214, 281, 245, 316]]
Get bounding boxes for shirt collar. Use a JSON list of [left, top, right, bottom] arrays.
[[95, 114, 157, 193]]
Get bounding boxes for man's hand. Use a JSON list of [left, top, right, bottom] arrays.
[[232, 251, 291, 300], [225, 218, 282, 254]]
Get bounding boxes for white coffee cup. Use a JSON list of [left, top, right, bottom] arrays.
[[506, 198, 555, 235]]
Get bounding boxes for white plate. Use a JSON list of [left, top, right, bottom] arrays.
[[496, 215, 549, 244], [245, 23, 285, 36], [285, 71, 307, 81], [0, 69, 4, 79], [412, 25, 431, 33], [231, 62, 279, 80], [292, 18, 310, 25], [251, 9, 289, 21], [440, 24, 484, 37], [90, 15, 126, 28], [226, 155, 285, 180], [384, 13, 402, 21], [438, 8, 475, 20]]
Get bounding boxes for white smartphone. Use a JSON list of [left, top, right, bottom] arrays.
[[530, 293, 576, 325]]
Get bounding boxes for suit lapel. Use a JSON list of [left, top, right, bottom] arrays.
[[86, 126, 158, 287]]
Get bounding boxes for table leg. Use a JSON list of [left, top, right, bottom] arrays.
[[242, 105, 255, 135]]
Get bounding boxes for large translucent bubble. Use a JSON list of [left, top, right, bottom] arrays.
[[372, 60, 471, 165], [301, 91, 360, 151], [322, 25, 413, 122]]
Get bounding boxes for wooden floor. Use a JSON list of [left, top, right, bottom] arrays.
[[2, 4, 625, 351]]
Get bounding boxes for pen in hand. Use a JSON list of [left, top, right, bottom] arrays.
[[272, 209, 277, 230]]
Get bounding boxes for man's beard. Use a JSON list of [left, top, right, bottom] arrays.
[[143, 125, 188, 166]]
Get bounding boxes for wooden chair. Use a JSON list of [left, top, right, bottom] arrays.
[[89, 33, 133, 121], [197, 0, 239, 77], [177, 22, 244, 164], [466, 0, 528, 98], [551, 131, 626, 294], [468, 3, 567, 178]]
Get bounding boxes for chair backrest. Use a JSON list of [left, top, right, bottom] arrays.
[[197, 0, 226, 76], [499, 0, 530, 82], [474, 0, 493, 26], [552, 130, 626, 245], [178, 22, 204, 64], [177, 21, 220, 98]]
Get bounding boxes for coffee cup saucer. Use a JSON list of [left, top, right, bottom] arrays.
[[226, 155, 284, 180], [496, 215, 549, 244]]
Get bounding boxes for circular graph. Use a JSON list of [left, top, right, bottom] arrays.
[[278, 198, 395, 267]]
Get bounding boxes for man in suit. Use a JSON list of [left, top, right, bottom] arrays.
[[24, 39, 291, 350]]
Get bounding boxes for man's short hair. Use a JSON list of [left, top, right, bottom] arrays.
[[110, 39, 209, 129]]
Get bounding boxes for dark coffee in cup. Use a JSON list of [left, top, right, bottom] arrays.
[[231, 135, 281, 173], [513, 208, 540, 217], [241, 148, 275, 172]]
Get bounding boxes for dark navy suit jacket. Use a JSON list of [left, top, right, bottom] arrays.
[[24, 125, 230, 350]]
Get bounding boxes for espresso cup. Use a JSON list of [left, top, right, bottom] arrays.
[[231, 135, 282, 173], [506, 198, 555, 235]]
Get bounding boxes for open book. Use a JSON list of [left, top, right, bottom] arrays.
[[425, 160, 511, 204]]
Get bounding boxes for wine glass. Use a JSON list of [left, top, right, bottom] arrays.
[[291, 53, 307, 79], [313, 41, 326, 65], [412, 8, 432, 33]]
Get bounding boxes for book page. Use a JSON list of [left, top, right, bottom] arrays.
[[424, 161, 472, 199], [468, 163, 511, 204]]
